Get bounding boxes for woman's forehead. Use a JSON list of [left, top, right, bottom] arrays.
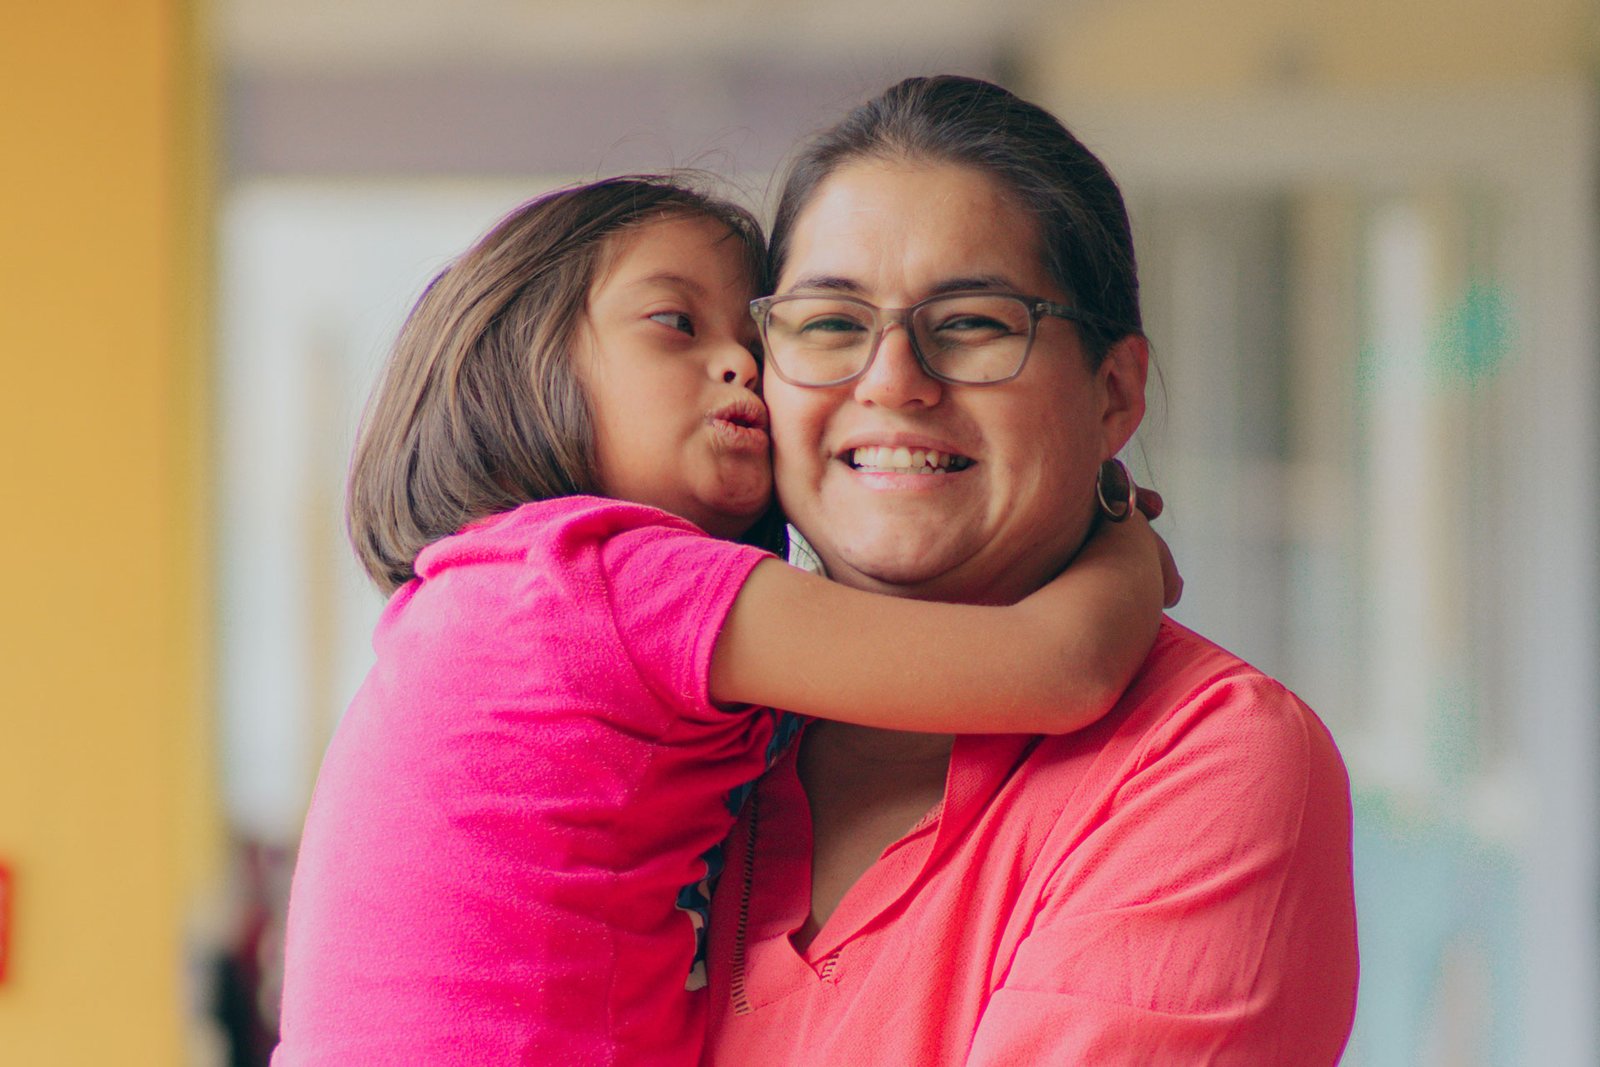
[[778, 159, 1052, 298]]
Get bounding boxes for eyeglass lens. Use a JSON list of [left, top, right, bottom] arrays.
[[762, 294, 1034, 385]]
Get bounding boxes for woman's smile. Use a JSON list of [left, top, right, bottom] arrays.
[[844, 444, 973, 475]]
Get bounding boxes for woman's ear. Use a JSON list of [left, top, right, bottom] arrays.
[[1097, 333, 1148, 458]]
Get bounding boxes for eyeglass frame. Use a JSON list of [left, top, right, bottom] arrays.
[[748, 289, 1111, 388]]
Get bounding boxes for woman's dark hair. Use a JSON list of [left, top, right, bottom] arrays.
[[348, 174, 776, 594], [769, 75, 1142, 364]]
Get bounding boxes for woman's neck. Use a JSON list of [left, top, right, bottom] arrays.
[[794, 719, 953, 948], [802, 719, 956, 768]]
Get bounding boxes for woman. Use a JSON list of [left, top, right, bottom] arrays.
[[701, 76, 1359, 1064]]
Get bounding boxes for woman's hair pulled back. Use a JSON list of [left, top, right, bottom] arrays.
[[348, 175, 767, 594], [769, 75, 1142, 362]]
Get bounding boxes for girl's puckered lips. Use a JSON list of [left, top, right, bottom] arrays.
[[708, 396, 771, 451], [711, 396, 769, 432]]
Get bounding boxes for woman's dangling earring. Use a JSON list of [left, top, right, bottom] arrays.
[[1096, 458, 1137, 522]]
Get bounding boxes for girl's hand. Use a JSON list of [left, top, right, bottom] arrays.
[[1131, 488, 1183, 609]]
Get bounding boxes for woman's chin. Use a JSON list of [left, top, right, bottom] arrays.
[[817, 535, 979, 596]]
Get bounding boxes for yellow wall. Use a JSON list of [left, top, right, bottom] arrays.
[[0, 2, 217, 1062], [1028, 0, 1599, 96]]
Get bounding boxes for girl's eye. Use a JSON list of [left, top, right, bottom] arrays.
[[649, 311, 695, 335]]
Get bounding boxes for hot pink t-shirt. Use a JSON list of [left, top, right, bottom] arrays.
[[275, 497, 793, 1066], [703, 619, 1359, 1065]]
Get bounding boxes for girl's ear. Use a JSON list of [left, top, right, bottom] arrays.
[[1097, 333, 1148, 459]]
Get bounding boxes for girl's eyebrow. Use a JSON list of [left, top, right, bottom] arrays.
[[628, 272, 708, 297]]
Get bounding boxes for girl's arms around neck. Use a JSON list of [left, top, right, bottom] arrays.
[[709, 513, 1173, 734]]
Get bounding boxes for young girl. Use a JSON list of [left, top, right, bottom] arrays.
[[274, 176, 1171, 1066]]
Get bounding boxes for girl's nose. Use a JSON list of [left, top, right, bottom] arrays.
[[713, 341, 760, 391]]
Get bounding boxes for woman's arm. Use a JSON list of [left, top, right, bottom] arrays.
[[709, 512, 1171, 734]]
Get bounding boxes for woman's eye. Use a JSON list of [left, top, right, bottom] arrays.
[[800, 315, 867, 334], [649, 311, 695, 335], [937, 315, 1010, 334]]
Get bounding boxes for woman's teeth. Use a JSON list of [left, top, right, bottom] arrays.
[[848, 445, 972, 474]]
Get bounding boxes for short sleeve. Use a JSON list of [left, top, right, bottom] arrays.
[[594, 508, 771, 720]]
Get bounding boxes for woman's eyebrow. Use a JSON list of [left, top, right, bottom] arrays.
[[781, 274, 1023, 297], [927, 274, 1019, 295], [781, 274, 863, 295]]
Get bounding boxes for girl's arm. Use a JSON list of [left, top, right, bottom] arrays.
[[709, 512, 1172, 735]]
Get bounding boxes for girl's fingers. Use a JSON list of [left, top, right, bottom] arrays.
[[1155, 532, 1183, 608], [1135, 487, 1163, 522]]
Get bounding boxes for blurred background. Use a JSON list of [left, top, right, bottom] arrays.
[[4, 1, 1598, 1063]]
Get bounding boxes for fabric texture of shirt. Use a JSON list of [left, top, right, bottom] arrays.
[[702, 618, 1359, 1066], [275, 496, 788, 1066]]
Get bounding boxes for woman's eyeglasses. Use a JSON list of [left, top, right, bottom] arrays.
[[748, 290, 1097, 387]]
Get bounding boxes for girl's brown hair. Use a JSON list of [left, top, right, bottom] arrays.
[[348, 175, 770, 594]]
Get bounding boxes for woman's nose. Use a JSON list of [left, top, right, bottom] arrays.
[[853, 323, 942, 408]]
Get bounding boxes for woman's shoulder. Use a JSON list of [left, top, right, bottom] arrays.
[[1135, 618, 1320, 725], [992, 618, 1352, 891], [1111, 617, 1349, 798], [1003, 616, 1350, 827], [1141, 617, 1283, 692]]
